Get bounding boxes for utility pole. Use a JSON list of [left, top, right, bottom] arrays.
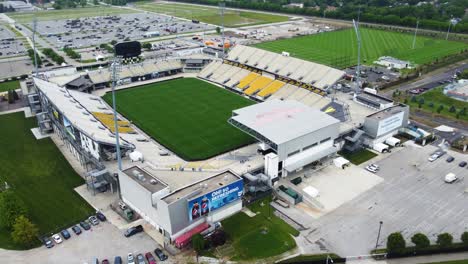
[[352, 19, 361, 93], [412, 19, 419, 49], [219, 1, 225, 57], [32, 16, 39, 77], [375, 221, 383, 249]]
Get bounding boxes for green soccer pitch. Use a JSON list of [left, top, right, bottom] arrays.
[[254, 28, 468, 69], [103, 78, 255, 161]]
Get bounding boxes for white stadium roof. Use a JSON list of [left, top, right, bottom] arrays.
[[34, 78, 133, 148], [230, 99, 340, 145]]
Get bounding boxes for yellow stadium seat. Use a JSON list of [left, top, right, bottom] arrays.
[[237, 73, 259, 89], [257, 80, 285, 97], [244, 76, 273, 95]]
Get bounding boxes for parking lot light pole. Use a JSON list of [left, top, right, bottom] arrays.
[[375, 221, 383, 249]]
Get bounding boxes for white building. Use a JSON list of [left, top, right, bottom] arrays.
[[374, 56, 411, 69]]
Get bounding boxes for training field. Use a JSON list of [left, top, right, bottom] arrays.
[[103, 78, 255, 161], [133, 2, 288, 27], [254, 28, 468, 69], [8, 6, 137, 23], [0, 113, 94, 249]]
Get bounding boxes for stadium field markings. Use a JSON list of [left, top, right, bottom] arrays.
[[102, 78, 255, 161], [254, 28, 468, 69]]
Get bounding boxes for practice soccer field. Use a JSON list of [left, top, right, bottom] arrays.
[[254, 28, 468, 69], [0, 113, 94, 249], [103, 78, 255, 161], [133, 2, 288, 27], [8, 6, 137, 23]]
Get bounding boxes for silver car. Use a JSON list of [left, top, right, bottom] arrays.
[[127, 253, 135, 264]]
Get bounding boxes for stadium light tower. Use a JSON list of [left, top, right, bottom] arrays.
[[219, 1, 225, 56], [412, 19, 419, 49], [32, 15, 39, 77], [352, 19, 361, 93], [446, 18, 457, 40], [110, 57, 123, 171]]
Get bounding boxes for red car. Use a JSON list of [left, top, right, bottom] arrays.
[[101, 260, 110, 264], [145, 252, 157, 264]]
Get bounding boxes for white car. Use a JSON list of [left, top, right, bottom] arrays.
[[369, 163, 380, 170], [365, 165, 378, 173], [52, 234, 63, 244], [127, 253, 135, 264], [428, 154, 439, 162]]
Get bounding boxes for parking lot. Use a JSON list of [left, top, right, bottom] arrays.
[[302, 144, 468, 256], [0, 220, 162, 264], [32, 13, 214, 48], [0, 25, 27, 57]]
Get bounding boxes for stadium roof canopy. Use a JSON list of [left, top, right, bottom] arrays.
[[229, 99, 340, 145]]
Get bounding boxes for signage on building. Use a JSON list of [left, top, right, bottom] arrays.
[[376, 111, 404, 137], [188, 179, 243, 222]]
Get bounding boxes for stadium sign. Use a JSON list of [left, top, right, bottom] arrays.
[[188, 179, 243, 222]]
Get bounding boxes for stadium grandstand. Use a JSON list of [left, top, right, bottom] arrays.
[[198, 45, 345, 102]]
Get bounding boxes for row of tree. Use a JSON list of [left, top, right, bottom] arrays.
[[387, 232, 468, 255], [42, 48, 65, 65], [52, 0, 98, 9], [0, 191, 39, 247], [168, 0, 468, 33]]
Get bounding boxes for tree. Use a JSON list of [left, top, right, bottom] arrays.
[[11, 215, 38, 247], [429, 102, 434, 108], [411, 233, 430, 249], [210, 230, 226, 247], [387, 232, 406, 254], [80, 0, 87, 7], [0, 191, 28, 229], [110, 40, 117, 45], [461, 232, 468, 246], [141, 42, 152, 50], [449, 105, 456, 113], [418, 98, 425, 105], [216, 26, 221, 34], [437, 105, 444, 113], [192, 233, 205, 261], [411, 96, 417, 103], [436, 233, 453, 248], [93, 0, 99, 5]]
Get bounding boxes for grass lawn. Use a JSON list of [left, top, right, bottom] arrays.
[[404, 86, 468, 122], [254, 28, 468, 69], [0, 80, 20, 93], [338, 148, 378, 165], [8, 6, 138, 23], [221, 196, 298, 260], [133, 2, 288, 27], [102, 78, 255, 161], [0, 112, 94, 250]]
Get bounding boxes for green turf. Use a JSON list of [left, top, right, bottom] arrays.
[[8, 6, 137, 23], [103, 78, 255, 161], [338, 148, 378, 165], [0, 80, 20, 93], [254, 28, 468, 69], [404, 86, 468, 121], [133, 2, 288, 27], [0, 112, 94, 250], [222, 195, 298, 260]]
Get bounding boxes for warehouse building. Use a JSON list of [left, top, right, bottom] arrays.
[[229, 99, 341, 179], [120, 166, 243, 248]]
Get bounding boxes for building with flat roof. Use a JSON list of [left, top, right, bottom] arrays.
[[119, 167, 243, 248], [229, 99, 340, 178], [444, 80, 468, 102], [354, 91, 394, 110], [374, 56, 411, 69]]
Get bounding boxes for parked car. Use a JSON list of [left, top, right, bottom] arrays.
[[127, 253, 135, 264], [52, 234, 63, 244], [72, 225, 82, 235], [96, 211, 106, 222], [114, 256, 122, 264], [428, 154, 439, 162], [446, 156, 455, 163], [60, 229, 71, 239], [42, 236, 54, 248], [124, 225, 143, 237], [365, 164, 379, 173], [445, 173, 458, 183], [154, 248, 168, 261], [101, 259, 110, 264], [136, 254, 145, 264], [145, 252, 157, 264], [88, 216, 99, 226], [459, 161, 467, 167], [80, 221, 91, 230]]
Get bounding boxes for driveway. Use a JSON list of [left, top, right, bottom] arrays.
[[0, 221, 160, 264]]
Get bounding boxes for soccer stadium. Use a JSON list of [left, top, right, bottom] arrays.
[[27, 42, 411, 252]]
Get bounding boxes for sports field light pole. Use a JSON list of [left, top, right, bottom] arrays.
[[352, 19, 361, 92], [111, 56, 123, 172], [412, 19, 419, 49], [375, 221, 383, 249], [446, 18, 456, 40], [32, 15, 39, 77], [219, 1, 225, 57]]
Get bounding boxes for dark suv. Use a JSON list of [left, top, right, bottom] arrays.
[[124, 225, 143, 237], [154, 248, 168, 261]]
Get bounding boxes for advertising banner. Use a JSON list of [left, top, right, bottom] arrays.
[[188, 179, 243, 222], [376, 111, 404, 137]]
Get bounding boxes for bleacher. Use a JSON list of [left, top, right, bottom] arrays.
[[269, 84, 299, 100], [92, 112, 135, 134], [287, 88, 310, 101], [257, 80, 285, 98], [244, 76, 273, 95], [237, 72, 260, 90]]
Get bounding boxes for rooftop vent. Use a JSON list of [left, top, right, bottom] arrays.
[[150, 179, 157, 185], [132, 170, 146, 181]]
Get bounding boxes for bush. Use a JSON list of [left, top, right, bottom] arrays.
[[387, 232, 406, 254], [461, 232, 468, 246], [192, 233, 205, 256], [411, 233, 430, 249], [437, 233, 453, 248]]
